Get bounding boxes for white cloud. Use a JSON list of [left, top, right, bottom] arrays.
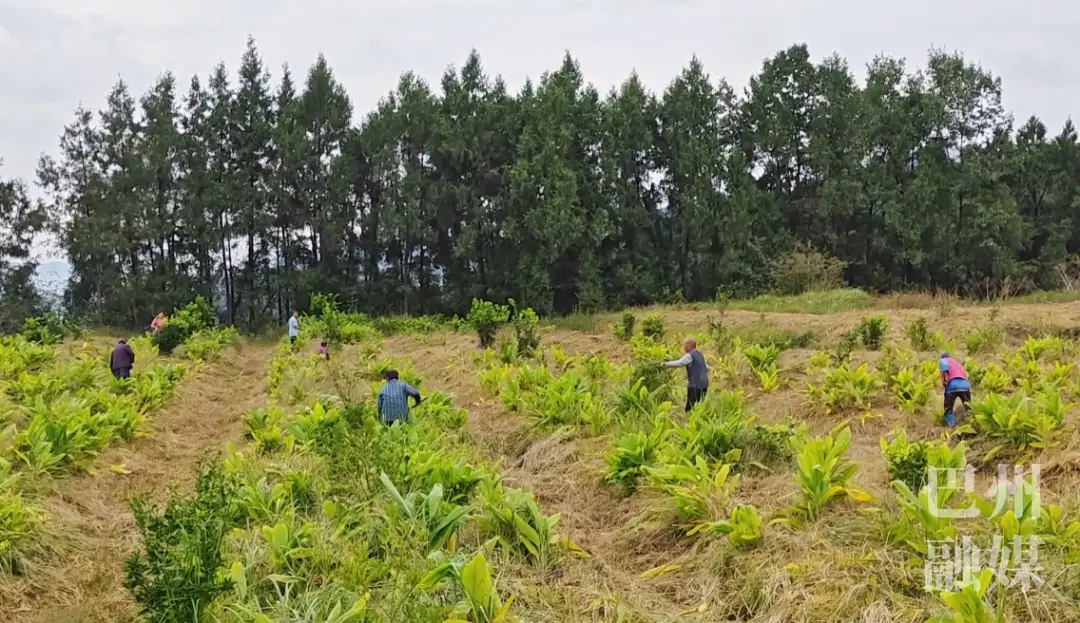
[[0, 0, 1077, 189]]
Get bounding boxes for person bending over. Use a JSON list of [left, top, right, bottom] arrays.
[[376, 369, 422, 425]]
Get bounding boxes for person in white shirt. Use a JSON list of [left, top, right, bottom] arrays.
[[288, 311, 300, 345]]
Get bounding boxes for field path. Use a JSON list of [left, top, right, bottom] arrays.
[[0, 340, 276, 623]]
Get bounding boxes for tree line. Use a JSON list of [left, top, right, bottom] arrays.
[[2, 37, 1079, 330]]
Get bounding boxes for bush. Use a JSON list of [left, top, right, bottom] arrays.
[[905, 317, 936, 352], [768, 245, 847, 295], [855, 315, 887, 350], [151, 297, 214, 355], [467, 299, 510, 349], [641, 314, 665, 342], [513, 308, 541, 357], [614, 312, 636, 341], [124, 463, 238, 622], [965, 325, 1004, 355], [21, 312, 82, 345]]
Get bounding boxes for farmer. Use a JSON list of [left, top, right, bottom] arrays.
[[109, 338, 135, 379], [316, 341, 329, 360], [376, 369, 422, 426], [150, 312, 167, 332], [939, 351, 971, 427], [663, 337, 709, 412], [287, 311, 300, 345]]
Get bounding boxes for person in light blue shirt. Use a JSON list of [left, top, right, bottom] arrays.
[[377, 370, 422, 425], [287, 311, 299, 345]]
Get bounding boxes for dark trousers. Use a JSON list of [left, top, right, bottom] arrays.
[[685, 387, 708, 412], [112, 367, 131, 379], [289, 335, 297, 345], [943, 389, 971, 426]]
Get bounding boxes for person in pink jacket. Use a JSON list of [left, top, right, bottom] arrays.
[[939, 351, 971, 427]]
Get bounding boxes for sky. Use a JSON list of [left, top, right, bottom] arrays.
[[2, 0, 1078, 262]]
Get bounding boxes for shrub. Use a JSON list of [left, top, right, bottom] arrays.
[[614, 312, 636, 341], [151, 297, 214, 355], [641, 314, 665, 342], [965, 325, 1004, 355], [513, 307, 541, 357], [21, 312, 82, 345], [768, 245, 847, 295], [854, 315, 887, 350], [467, 299, 510, 349], [905, 317, 936, 352], [124, 463, 238, 622]]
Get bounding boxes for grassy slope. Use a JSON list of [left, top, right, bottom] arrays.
[[0, 338, 278, 623], [395, 298, 1080, 622], [8, 294, 1080, 621]]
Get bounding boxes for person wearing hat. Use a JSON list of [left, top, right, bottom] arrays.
[[938, 351, 971, 427]]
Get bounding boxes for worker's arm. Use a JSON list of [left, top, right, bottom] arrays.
[[663, 353, 693, 368], [405, 383, 422, 406]]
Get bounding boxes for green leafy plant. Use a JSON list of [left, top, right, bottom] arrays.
[[124, 463, 238, 623], [0, 467, 42, 573], [744, 344, 779, 392], [645, 457, 740, 529], [604, 426, 665, 490], [467, 299, 510, 349], [614, 312, 636, 341], [805, 363, 881, 414], [777, 426, 871, 524], [891, 366, 935, 413], [906, 317, 937, 352], [151, 297, 215, 355], [641, 314, 665, 342], [879, 429, 930, 492], [424, 551, 516, 623], [965, 326, 1004, 355], [855, 315, 887, 350], [476, 483, 565, 569], [925, 569, 998, 623], [512, 308, 540, 357], [689, 504, 764, 549], [970, 391, 1070, 459]]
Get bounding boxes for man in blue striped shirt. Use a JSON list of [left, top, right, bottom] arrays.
[[376, 369, 422, 425]]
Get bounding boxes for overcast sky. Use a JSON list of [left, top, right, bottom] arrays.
[[1, 0, 1077, 195]]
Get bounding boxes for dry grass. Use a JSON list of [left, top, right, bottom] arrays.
[[392, 301, 1080, 622], [0, 340, 277, 623], [10, 298, 1080, 621]]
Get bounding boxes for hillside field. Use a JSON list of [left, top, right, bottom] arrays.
[[5, 292, 1080, 622]]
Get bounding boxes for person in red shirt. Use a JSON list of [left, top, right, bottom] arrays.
[[316, 341, 329, 360], [938, 351, 971, 427]]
